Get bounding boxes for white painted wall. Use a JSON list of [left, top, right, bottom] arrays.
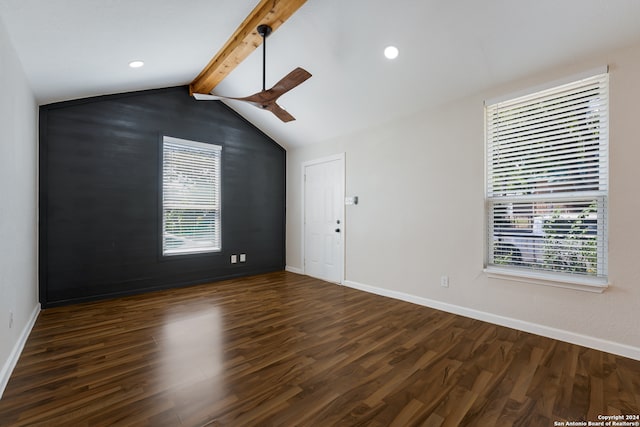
[[287, 43, 640, 359], [0, 17, 39, 396]]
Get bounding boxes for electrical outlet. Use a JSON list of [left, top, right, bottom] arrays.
[[440, 276, 449, 288], [9, 311, 13, 329], [231, 254, 238, 264], [239, 253, 246, 263]]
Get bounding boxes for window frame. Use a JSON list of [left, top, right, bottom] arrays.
[[160, 135, 222, 257], [484, 69, 609, 292]]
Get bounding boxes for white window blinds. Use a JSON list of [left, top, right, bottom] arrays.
[[486, 72, 608, 281], [162, 136, 221, 255]]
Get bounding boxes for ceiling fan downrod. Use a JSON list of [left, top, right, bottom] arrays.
[[257, 24, 273, 94]]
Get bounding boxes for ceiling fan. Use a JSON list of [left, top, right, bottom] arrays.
[[192, 24, 311, 123]]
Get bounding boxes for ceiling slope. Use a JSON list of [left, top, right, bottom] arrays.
[[1, 0, 640, 148]]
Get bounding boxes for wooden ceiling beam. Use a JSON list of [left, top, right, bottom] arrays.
[[189, 0, 307, 96]]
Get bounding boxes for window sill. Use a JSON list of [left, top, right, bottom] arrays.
[[484, 266, 609, 293], [162, 248, 221, 258]]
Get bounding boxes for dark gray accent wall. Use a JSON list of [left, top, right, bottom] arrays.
[[39, 86, 286, 307]]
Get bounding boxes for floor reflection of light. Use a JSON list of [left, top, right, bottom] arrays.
[[155, 307, 225, 397]]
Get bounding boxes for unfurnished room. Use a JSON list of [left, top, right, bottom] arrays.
[[1, 0, 639, 426]]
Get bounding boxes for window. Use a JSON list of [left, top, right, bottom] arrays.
[[162, 136, 221, 255], [485, 71, 608, 286]]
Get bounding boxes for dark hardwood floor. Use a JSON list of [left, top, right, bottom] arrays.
[[1, 271, 638, 426]]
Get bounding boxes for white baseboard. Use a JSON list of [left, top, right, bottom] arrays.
[[0, 303, 40, 399], [343, 280, 640, 361], [285, 265, 304, 275]]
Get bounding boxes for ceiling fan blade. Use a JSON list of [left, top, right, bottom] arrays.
[[269, 67, 312, 97], [230, 91, 271, 104], [194, 91, 295, 122], [193, 93, 227, 100], [194, 92, 261, 104], [227, 67, 311, 105], [265, 102, 296, 122], [194, 91, 268, 104]]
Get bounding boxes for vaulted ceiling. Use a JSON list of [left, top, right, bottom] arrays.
[[1, 0, 639, 148]]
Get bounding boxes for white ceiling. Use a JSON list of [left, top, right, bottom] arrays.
[[1, 0, 639, 149]]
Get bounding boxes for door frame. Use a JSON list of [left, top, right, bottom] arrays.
[[301, 153, 345, 284]]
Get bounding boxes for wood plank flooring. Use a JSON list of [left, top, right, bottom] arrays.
[[1, 271, 639, 426]]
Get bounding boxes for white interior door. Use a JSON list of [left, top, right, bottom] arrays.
[[303, 155, 344, 284]]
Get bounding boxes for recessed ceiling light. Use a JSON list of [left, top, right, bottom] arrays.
[[384, 46, 399, 60], [128, 60, 144, 68]]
